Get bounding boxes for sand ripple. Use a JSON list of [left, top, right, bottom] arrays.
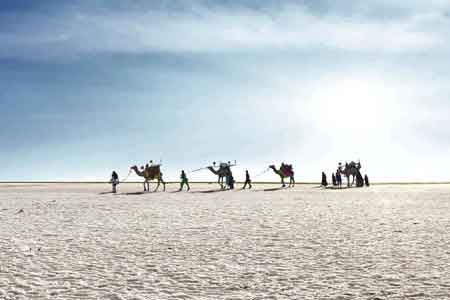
[[0, 184, 450, 299]]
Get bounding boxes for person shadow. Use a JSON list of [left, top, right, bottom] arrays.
[[123, 191, 146, 195], [98, 191, 115, 195], [192, 189, 230, 194]]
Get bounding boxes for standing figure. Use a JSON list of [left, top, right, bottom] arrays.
[[243, 170, 252, 189], [336, 169, 342, 188], [321, 172, 328, 187], [364, 174, 370, 187], [179, 170, 190, 191], [110, 171, 119, 193], [227, 174, 235, 189]]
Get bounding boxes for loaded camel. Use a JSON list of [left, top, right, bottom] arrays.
[[207, 162, 234, 189], [269, 163, 295, 187], [130, 164, 166, 192], [338, 161, 363, 187]]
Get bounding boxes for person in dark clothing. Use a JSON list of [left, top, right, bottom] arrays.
[[356, 172, 364, 187], [332, 173, 337, 186], [321, 172, 328, 187], [243, 170, 252, 189], [110, 171, 119, 193], [227, 174, 235, 189], [364, 174, 370, 187], [179, 170, 190, 191], [336, 169, 342, 188]]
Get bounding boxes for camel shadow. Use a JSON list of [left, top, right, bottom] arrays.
[[262, 187, 286, 192], [324, 186, 350, 190], [192, 189, 230, 194]]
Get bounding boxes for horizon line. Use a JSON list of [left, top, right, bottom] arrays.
[[1, 181, 450, 185]]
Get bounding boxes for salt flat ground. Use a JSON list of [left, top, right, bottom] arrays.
[[1, 183, 450, 300]]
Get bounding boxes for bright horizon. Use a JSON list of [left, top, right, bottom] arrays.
[[1, 1, 450, 182]]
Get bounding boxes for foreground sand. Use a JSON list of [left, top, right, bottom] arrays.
[[1, 183, 450, 299]]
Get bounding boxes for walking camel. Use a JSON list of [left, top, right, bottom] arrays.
[[269, 164, 295, 187], [207, 162, 233, 189], [130, 165, 166, 192]]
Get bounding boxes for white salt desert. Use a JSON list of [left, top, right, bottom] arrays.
[[1, 183, 450, 299]]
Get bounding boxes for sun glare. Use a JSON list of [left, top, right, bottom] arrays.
[[306, 75, 392, 133]]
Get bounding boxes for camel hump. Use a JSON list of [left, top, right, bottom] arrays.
[[281, 164, 294, 177]]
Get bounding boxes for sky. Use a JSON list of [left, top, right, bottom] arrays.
[[1, 0, 450, 182]]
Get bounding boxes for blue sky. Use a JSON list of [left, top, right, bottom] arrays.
[[1, 0, 450, 182]]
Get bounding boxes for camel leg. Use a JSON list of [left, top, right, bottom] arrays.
[[281, 177, 286, 188], [143, 181, 147, 192], [351, 175, 355, 187], [290, 177, 295, 187], [154, 180, 160, 192]]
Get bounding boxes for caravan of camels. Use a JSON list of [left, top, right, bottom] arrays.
[[114, 159, 370, 193]]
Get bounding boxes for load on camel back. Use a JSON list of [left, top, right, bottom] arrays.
[[130, 161, 166, 192], [206, 161, 236, 189], [269, 163, 295, 188], [337, 160, 366, 188]]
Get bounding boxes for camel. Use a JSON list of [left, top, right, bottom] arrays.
[[207, 162, 233, 189], [338, 161, 363, 187], [130, 165, 166, 192], [269, 164, 295, 187]]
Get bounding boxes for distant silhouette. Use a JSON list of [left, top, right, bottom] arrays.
[[226, 174, 235, 189], [336, 169, 342, 188], [243, 170, 252, 189], [338, 161, 362, 187], [321, 172, 328, 187], [269, 163, 295, 187], [364, 174, 370, 187], [332, 173, 337, 186], [179, 170, 190, 191], [356, 171, 364, 187], [110, 171, 119, 193]]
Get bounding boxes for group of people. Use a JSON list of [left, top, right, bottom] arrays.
[[109, 168, 253, 193], [321, 162, 370, 188], [223, 170, 252, 190]]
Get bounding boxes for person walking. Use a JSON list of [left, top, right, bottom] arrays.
[[243, 170, 252, 189], [179, 170, 190, 191], [110, 171, 119, 193]]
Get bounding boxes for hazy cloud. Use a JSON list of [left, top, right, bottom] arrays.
[[1, 1, 449, 61]]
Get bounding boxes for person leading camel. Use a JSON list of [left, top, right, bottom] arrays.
[[179, 170, 190, 191], [243, 170, 252, 189], [110, 171, 119, 193]]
